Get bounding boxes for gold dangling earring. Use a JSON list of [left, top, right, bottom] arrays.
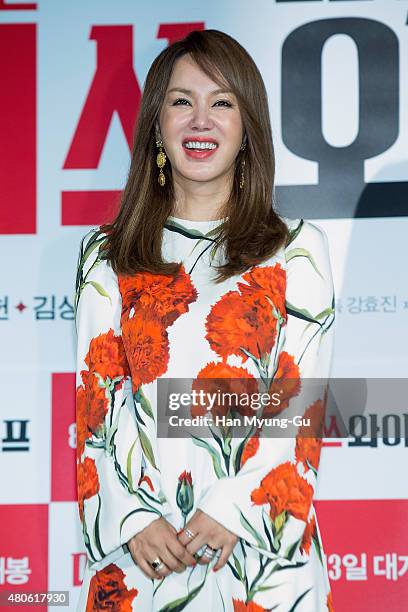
[[156, 138, 167, 186], [239, 142, 246, 189]]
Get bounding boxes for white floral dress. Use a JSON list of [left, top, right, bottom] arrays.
[[74, 214, 336, 611]]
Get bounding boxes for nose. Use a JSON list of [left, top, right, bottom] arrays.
[[189, 103, 214, 131]]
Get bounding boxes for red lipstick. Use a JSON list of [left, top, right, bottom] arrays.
[[182, 136, 219, 159]]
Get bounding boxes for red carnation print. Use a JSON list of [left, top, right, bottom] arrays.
[[251, 461, 313, 523], [79, 369, 108, 433], [176, 471, 194, 518], [191, 361, 258, 418], [85, 329, 130, 380], [76, 384, 91, 461], [240, 431, 260, 468], [76, 329, 130, 460], [295, 398, 325, 472], [118, 266, 198, 390], [237, 263, 286, 317], [138, 473, 154, 491], [121, 313, 169, 392], [118, 266, 198, 327], [178, 470, 193, 486], [206, 291, 278, 361], [301, 397, 326, 438], [264, 351, 301, 416], [327, 591, 334, 611], [77, 457, 100, 523], [233, 599, 267, 612], [300, 514, 316, 555], [205, 264, 286, 362], [86, 563, 138, 611], [295, 435, 322, 473]]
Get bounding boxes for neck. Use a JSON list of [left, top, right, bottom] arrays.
[[172, 176, 231, 221]]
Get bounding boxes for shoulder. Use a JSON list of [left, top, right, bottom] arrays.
[[75, 226, 115, 309], [76, 226, 110, 277], [77, 225, 109, 262], [281, 217, 334, 307], [74, 227, 123, 332], [279, 215, 329, 253]]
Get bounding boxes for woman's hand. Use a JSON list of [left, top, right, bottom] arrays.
[[127, 517, 197, 580], [177, 509, 238, 572]]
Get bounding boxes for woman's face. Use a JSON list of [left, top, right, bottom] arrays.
[[158, 55, 244, 187]]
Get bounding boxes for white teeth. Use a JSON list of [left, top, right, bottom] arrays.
[[183, 141, 218, 150]]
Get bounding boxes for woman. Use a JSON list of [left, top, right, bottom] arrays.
[[74, 29, 335, 611]]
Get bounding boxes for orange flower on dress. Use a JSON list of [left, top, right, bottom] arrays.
[[206, 292, 277, 361], [77, 457, 100, 523], [178, 470, 193, 486], [251, 461, 313, 523], [240, 431, 261, 468], [295, 436, 322, 473], [121, 313, 169, 392], [76, 329, 130, 460], [264, 351, 301, 416], [237, 263, 286, 316], [118, 266, 198, 391], [138, 474, 154, 491], [233, 599, 267, 612], [79, 370, 108, 433], [84, 328, 130, 381], [191, 361, 258, 418], [327, 591, 334, 612], [76, 384, 91, 460], [295, 398, 325, 471], [86, 563, 138, 611], [205, 264, 286, 361], [118, 265, 198, 327], [299, 514, 316, 555], [176, 470, 194, 518]]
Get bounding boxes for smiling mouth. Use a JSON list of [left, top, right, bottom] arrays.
[[182, 141, 219, 150]]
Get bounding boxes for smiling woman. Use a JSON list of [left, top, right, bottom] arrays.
[[74, 29, 336, 612], [157, 56, 245, 198]]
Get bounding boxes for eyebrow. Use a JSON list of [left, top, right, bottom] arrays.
[[167, 87, 233, 96]]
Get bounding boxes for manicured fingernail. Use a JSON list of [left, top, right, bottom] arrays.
[[213, 567, 219, 572]]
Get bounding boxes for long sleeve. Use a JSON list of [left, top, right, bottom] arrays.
[[74, 228, 173, 571], [196, 218, 336, 561]]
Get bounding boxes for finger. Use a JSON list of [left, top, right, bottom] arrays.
[[143, 546, 172, 578], [155, 561, 172, 578], [137, 557, 163, 581], [213, 543, 234, 572], [148, 555, 172, 578], [161, 546, 186, 573], [197, 544, 220, 565], [177, 524, 198, 547], [167, 537, 197, 567], [197, 551, 212, 565], [177, 530, 194, 547], [186, 533, 208, 557]]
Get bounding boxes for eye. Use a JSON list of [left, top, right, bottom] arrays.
[[172, 98, 233, 108], [214, 100, 232, 107]]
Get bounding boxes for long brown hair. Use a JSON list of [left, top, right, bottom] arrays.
[[102, 29, 289, 283]]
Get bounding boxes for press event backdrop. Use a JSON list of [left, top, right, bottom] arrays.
[[0, 0, 407, 610]]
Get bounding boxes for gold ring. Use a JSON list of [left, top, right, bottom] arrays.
[[151, 557, 165, 571]]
